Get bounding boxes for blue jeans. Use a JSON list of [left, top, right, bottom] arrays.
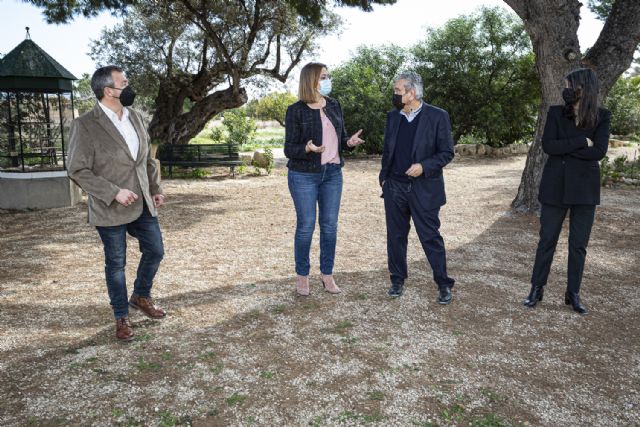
[[288, 164, 343, 276], [96, 203, 164, 319]]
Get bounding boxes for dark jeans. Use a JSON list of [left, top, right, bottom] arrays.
[[531, 203, 595, 294], [96, 203, 164, 319], [383, 178, 455, 289], [288, 164, 343, 276]]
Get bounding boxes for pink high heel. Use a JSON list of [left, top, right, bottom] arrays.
[[296, 275, 310, 296], [320, 275, 341, 294]]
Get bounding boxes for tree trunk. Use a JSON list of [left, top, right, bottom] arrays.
[[504, 0, 640, 213], [148, 85, 247, 146]]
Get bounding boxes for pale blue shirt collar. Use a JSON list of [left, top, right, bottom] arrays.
[[399, 101, 424, 123]]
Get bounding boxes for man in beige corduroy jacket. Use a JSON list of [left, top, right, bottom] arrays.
[[68, 65, 167, 342]]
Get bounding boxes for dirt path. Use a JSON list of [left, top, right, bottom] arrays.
[[1, 156, 638, 426]]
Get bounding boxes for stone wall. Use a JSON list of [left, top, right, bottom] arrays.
[[454, 143, 530, 157], [0, 174, 82, 210]]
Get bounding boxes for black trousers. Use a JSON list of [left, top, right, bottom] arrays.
[[531, 203, 596, 294], [383, 178, 455, 289]]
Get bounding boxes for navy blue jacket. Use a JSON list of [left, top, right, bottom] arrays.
[[538, 105, 611, 206], [284, 97, 352, 173], [380, 103, 455, 208]]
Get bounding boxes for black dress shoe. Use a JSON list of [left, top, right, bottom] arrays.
[[523, 284, 544, 308], [437, 287, 452, 305], [387, 283, 404, 297], [565, 292, 588, 315]]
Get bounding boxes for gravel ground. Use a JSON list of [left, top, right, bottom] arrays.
[[0, 154, 638, 426]]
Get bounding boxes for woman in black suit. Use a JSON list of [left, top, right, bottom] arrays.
[[524, 68, 611, 315]]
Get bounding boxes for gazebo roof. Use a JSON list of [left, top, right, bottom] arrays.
[[0, 38, 77, 92]]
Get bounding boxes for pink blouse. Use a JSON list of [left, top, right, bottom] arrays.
[[320, 113, 341, 165]]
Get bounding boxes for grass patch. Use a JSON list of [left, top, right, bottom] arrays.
[[309, 415, 326, 427], [442, 402, 465, 423], [158, 410, 176, 427], [259, 370, 275, 379], [199, 351, 217, 361], [210, 362, 224, 375], [134, 332, 152, 342], [480, 387, 506, 402], [363, 413, 385, 423], [334, 320, 354, 333], [368, 390, 385, 401], [272, 304, 286, 314], [341, 336, 358, 345], [226, 392, 247, 407], [136, 357, 161, 371], [338, 411, 359, 422], [471, 413, 514, 427], [336, 320, 354, 329]]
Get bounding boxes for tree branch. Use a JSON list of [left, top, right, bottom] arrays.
[[583, 0, 640, 93]]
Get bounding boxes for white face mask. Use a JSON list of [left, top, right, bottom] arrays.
[[319, 78, 332, 96]]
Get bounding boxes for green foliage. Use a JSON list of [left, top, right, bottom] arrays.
[[457, 133, 486, 145], [207, 127, 227, 144], [588, 0, 613, 21], [254, 92, 297, 126], [226, 392, 246, 406], [85, 1, 340, 144], [470, 413, 514, 427], [332, 8, 539, 152], [600, 154, 640, 185], [264, 147, 274, 175], [189, 168, 209, 179], [244, 99, 259, 118], [413, 7, 540, 147], [259, 370, 275, 379], [26, 0, 131, 24], [89, 4, 184, 112], [28, 0, 396, 25], [603, 76, 640, 137], [72, 73, 95, 115], [223, 108, 257, 147], [158, 410, 177, 427], [332, 45, 408, 154], [288, 0, 396, 26]]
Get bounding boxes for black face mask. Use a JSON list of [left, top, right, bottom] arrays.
[[110, 86, 136, 107], [392, 93, 405, 110], [562, 87, 578, 105]]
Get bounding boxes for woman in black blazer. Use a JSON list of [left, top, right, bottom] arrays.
[[524, 68, 611, 315]]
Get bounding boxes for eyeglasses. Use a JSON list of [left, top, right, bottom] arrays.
[[319, 74, 331, 81]]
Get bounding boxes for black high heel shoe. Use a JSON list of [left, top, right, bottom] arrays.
[[523, 284, 544, 308], [565, 292, 588, 315]]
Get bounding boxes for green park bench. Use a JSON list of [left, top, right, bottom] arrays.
[[157, 143, 243, 177]]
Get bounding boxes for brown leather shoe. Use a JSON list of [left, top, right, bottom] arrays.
[[116, 317, 134, 341], [129, 295, 166, 319]]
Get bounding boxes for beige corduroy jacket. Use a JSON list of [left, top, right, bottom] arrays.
[[67, 103, 162, 226]]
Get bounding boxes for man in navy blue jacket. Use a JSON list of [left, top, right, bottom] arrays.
[[379, 71, 456, 303]]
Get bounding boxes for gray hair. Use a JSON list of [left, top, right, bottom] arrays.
[[395, 71, 423, 100], [91, 65, 123, 100]]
